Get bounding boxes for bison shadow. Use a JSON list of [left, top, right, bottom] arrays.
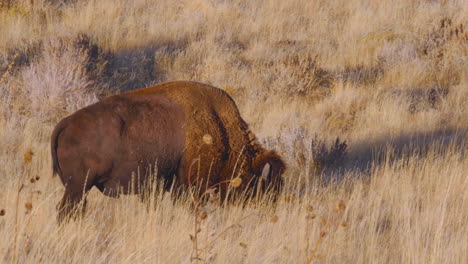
[[319, 128, 466, 184], [79, 38, 188, 96]]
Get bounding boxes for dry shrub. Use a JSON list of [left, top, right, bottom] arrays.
[[310, 135, 347, 172], [255, 54, 332, 98], [66, 34, 158, 94], [277, 54, 332, 97], [337, 61, 384, 86], [71, 34, 111, 86], [415, 17, 467, 96], [104, 48, 157, 92], [271, 128, 348, 175], [21, 36, 98, 121], [324, 102, 362, 134], [419, 17, 467, 60]]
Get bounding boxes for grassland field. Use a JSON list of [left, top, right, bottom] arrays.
[[0, 0, 467, 263]]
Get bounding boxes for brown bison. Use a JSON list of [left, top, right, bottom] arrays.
[[51, 81, 285, 222]]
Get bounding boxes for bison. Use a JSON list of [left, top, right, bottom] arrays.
[[51, 81, 285, 222]]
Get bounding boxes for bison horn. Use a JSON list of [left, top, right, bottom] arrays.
[[260, 163, 271, 181]]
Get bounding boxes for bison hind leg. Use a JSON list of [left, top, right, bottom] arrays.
[[57, 185, 90, 224], [95, 181, 122, 198], [56, 170, 98, 224]]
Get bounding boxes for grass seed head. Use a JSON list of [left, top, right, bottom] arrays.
[[337, 200, 346, 211], [231, 177, 242, 188], [271, 215, 279, 223], [198, 210, 207, 220], [284, 194, 295, 203], [306, 214, 316, 220], [25, 202, 33, 211], [320, 216, 327, 225], [23, 149, 34, 164]]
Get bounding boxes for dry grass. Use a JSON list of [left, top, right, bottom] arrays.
[[0, 0, 467, 263]]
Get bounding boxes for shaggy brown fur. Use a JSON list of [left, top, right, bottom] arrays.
[[51, 81, 285, 222]]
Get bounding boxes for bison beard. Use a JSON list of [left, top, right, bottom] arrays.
[[51, 81, 285, 223]]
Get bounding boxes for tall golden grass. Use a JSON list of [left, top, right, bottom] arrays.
[[0, 0, 467, 263]]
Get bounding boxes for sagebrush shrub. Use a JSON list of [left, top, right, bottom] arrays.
[[22, 36, 97, 121], [310, 135, 347, 171]]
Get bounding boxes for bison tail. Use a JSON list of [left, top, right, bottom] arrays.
[[51, 119, 67, 178]]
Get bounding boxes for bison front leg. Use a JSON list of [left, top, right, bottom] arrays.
[[57, 182, 91, 224]]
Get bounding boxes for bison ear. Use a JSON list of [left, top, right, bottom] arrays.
[[260, 163, 271, 181]]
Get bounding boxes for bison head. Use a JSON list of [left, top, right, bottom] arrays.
[[251, 150, 286, 196]]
